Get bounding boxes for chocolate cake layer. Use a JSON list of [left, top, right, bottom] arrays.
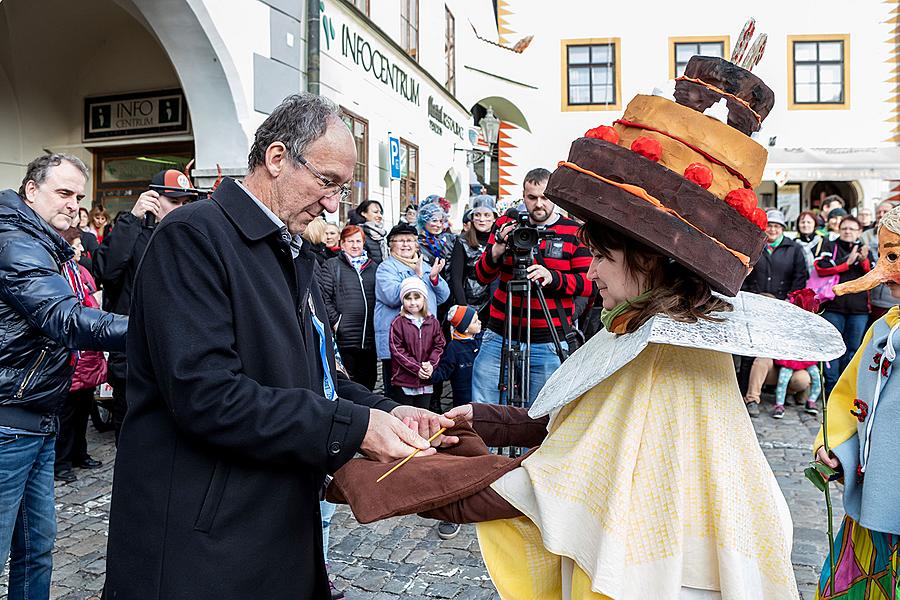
[[678, 55, 774, 121], [547, 138, 767, 296], [674, 79, 762, 135]]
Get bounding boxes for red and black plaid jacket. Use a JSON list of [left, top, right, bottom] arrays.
[[475, 214, 595, 343]]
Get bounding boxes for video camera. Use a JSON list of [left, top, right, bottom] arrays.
[[503, 207, 557, 266]]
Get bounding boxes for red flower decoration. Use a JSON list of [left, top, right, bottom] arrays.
[[724, 188, 758, 220], [584, 125, 619, 144], [683, 163, 713, 189], [630, 136, 663, 162], [856, 464, 865, 484], [882, 358, 892, 378], [787, 288, 821, 313], [851, 398, 869, 422], [750, 207, 768, 230], [870, 352, 883, 372]]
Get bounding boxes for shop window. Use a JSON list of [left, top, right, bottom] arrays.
[[399, 139, 418, 209], [400, 0, 419, 61], [93, 145, 193, 217], [445, 6, 456, 94], [561, 38, 621, 111], [348, 0, 368, 15], [788, 35, 850, 109], [340, 109, 368, 225], [669, 36, 728, 78]]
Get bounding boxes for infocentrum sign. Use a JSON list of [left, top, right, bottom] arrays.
[[339, 24, 420, 106]]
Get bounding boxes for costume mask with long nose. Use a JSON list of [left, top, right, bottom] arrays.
[[833, 211, 900, 295]]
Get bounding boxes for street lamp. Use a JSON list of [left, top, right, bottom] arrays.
[[478, 106, 501, 146]]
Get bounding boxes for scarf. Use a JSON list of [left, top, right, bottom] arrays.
[[391, 250, 421, 271], [600, 290, 654, 334], [420, 231, 450, 261], [363, 220, 386, 240], [766, 234, 784, 254], [348, 250, 368, 273], [798, 232, 818, 243]]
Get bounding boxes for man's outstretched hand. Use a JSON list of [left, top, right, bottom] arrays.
[[360, 409, 434, 463], [391, 405, 459, 448]]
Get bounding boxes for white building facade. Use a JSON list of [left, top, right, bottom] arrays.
[[1, 0, 896, 225]]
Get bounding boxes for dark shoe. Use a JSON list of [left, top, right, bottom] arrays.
[[55, 469, 76, 483], [772, 405, 785, 419], [328, 577, 345, 600], [805, 400, 819, 416], [437, 520, 461, 540], [746, 401, 760, 418], [76, 457, 102, 469]]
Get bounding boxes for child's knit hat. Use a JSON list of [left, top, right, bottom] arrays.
[[400, 276, 429, 301], [447, 304, 477, 334]]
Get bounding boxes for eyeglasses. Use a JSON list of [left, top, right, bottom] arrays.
[[297, 156, 352, 200]]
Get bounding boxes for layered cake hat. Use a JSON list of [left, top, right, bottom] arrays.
[[546, 19, 773, 296]]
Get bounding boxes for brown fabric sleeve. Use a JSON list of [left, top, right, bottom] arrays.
[[418, 486, 523, 523], [471, 403, 550, 448]]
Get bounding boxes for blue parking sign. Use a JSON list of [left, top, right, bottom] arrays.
[[389, 136, 401, 180]]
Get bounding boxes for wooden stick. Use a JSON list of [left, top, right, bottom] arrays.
[[376, 427, 446, 483]]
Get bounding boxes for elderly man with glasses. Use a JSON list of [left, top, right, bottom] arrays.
[[103, 94, 455, 600]]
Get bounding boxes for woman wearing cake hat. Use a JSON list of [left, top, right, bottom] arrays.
[[327, 47, 845, 599]]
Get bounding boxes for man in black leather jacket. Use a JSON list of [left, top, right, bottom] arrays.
[[93, 169, 197, 442], [0, 153, 127, 599]]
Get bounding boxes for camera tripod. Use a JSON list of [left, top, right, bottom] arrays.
[[497, 254, 568, 458]]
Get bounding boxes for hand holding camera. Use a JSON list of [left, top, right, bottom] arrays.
[[132, 190, 161, 220]]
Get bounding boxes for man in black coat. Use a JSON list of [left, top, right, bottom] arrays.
[[103, 94, 454, 600], [93, 169, 197, 442], [741, 208, 809, 300], [0, 153, 127, 598]]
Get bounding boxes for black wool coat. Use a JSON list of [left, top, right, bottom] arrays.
[[741, 235, 809, 300], [103, 178, 398, 600]]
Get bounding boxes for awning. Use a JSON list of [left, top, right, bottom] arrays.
[[763, 146, 900, 184]]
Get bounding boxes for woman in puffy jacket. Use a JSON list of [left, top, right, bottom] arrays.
[[318, 225, 378, 391]]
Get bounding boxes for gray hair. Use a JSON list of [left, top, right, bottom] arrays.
[[878, 205, 900, 236], [18, 153, 89, 196], [247, 94, 341, 171]]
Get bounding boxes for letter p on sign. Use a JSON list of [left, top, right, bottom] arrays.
[[389, 136, 401, 180]]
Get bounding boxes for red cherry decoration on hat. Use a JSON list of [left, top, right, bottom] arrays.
[[630, 136, 662, 162], [683, 163, 713, 189], [724, 188, 758, 220], [584, 125, 619, 144], [751, 207, 768, 230]]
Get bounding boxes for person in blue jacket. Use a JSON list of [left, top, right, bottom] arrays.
[[431, 305, 481, 408], [375, 222, 450, 399]]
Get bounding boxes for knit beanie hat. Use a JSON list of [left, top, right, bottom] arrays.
[[417, 202, 447, 232], [399, 276, 429, 301], [447, 304, 477, 333]]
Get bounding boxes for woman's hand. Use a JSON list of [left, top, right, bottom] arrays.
[[444, 404, 473, 428], [429, 258, 445, 280], [815, 446, 841, 471]]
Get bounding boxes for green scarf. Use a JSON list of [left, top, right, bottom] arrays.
[[600, 289, 654, 332]]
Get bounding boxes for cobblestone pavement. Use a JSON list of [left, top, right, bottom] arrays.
[[1, 394, 841, 599]]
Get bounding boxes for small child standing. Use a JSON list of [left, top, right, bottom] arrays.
[[771, 359, 821, 419], [431, 305, 481, 407], [389, 277, 446, 408]]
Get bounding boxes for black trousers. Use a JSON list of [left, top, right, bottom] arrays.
[[381, 359, 397, 400], [397, 390, 430, 409], [109, 374, 127, 446], [55, 387, 94, 472], [339, 346, 378, 391]]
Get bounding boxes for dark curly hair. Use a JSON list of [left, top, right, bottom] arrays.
[[578, 223, 732, 334]]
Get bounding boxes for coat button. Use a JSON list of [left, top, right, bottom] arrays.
[[329, 442, 341, 455]]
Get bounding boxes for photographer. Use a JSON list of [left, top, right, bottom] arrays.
[[471, 168, 594, 407], [93, 169, 198, 442], [814, 215, 874, 396]]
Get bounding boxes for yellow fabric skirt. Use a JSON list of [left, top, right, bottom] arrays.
[[478, 344, 798, 599]]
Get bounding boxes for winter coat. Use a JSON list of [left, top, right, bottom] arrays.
[[741, 235, 808, 300], [318, 252, 377, 350], [0, 190, 126, 432], [360, 221, 387, 263], [103, 178, 398, 600], [69, 266, 108, 391], [92, 211, 153, 381], [816, 239, 875, 315], [374, 256, 450, 360], [431, 336, 479, 406], [389, 314, 445, 389], [449, 233, 491, 310]]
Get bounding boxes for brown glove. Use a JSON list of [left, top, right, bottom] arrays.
[[326, 421, 525, 524]]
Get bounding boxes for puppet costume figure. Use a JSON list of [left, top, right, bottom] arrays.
[[329, 31, 845, 599], [813, 207, 900, 599]]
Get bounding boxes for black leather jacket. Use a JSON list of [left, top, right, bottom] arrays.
[[0, 190, 128, 431]]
